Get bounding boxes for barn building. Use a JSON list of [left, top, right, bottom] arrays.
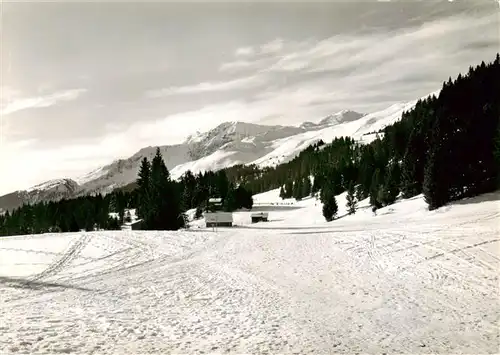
[[204, 212, 233, 228], [204, 197, 233, 227]]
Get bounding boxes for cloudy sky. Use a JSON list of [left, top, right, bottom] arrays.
[[0, 0, 498, 194]]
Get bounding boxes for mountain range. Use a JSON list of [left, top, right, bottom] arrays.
[[0, 94, 431, 213]]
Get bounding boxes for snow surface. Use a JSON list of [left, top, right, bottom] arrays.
[[1, 190, 499, 354]]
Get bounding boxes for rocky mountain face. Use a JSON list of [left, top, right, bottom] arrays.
[[300, 110, 364, 129], [0, 100, 425, 211]]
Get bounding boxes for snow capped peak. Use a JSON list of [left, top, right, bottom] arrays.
[[27, 179, 79, 193], [300, 110, 364, 129], [318, 110, 364, 126], [76, 166, 109, 185]]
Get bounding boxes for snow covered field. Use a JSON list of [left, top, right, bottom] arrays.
[[1, 190, 499, 354]]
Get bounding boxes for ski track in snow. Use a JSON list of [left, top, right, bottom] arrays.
[[1, 192, 499, 354]]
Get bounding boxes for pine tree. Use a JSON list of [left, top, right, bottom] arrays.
[[284, 180, 294, 199], [381, 162, 401, 206], [423, 118, 449, 210], [355, 184, 364, 202], [346, 182, 357, 214], [293, 179, 303, 200], [235, 185, 253, 209], [223, 184, 238, 211], [369, 169, 383, 209], [423, 147, 447, 210], [137, 157, 152, 222], [279, 186, 286, 199], [195, 205, 203, 219], [148, 147, 183, 230], [322, 189, 338, 222], [302, 176, 312, 198], [494, 124, 500, 188]]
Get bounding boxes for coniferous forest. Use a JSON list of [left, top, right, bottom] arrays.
[[0, 55, 498, 236]]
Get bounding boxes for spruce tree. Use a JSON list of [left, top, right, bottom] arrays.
[[293, 179, 303, 200], [137, 157, 152, 223], [279, 186, 286, 199], [149, 147, 183, 230], [355, 184, 364, 202], [423, 119, 449, 210], [284, 180, 294, 199], [494, 124, 500, 188], [322, 188, 338, 222], [369, 169, 383, 209], [346, 182, 357, 214], [302, 177, 312, 198], [223, 184, 238, 211], [382, 162, 401, 206], [195, 205, 203, 219], [423, 148, 446, 210]]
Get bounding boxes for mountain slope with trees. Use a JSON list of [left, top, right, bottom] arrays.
[[1, 54, 498, 235]]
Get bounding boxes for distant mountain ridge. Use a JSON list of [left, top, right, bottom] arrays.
[[0, 95, 434, 212]]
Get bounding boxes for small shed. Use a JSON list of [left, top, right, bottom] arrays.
[[121, 219, 143, 231], [205, 212, 233, 228], [251, 212, 269, 223]]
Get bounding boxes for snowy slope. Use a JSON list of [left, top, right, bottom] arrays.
[[1, 191, 499, 354], [252, 98, 426, 167]]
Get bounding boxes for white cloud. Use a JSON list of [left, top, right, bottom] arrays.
[[235, 46, 255, 56], [0, 86, 21, 102], [219, 59, 259, 72], [0, 88, 87, 116], [145, 75, 264, 98], [260, 38, 284, 54]]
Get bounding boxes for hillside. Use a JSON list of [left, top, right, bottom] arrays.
[[1, 189, 498, 354]]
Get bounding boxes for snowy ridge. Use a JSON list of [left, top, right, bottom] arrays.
[[26, 179, 78, 193], [75, 166, 108, 186], [1, 189, 498, 353]]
